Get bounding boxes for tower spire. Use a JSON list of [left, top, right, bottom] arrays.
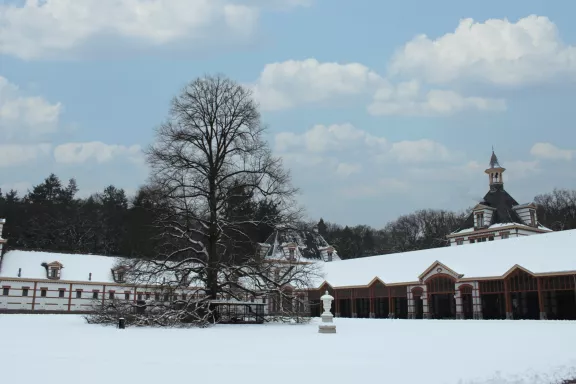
[[485, 149, 505, 188]]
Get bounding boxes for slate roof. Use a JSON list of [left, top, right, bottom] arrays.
[[261, 227, 340, 261]]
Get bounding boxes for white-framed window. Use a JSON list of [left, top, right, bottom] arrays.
[[475, 212, 484, 227], [456, 239, 464, 245], [501, 232, 509, 239], [530, 210, 536, 226], [2, 287, 9, 296], [49, 268, 58, 278]]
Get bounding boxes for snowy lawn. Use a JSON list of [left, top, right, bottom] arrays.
[[1, 315, 575, 384]]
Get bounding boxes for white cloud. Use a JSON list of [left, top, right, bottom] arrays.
[[275, 123, 387, 154], [388, 139, 455, 164], [530, 142, 575, 161], [252, 59, 384, 111], [0, 0, 307, 60], [0, 144, 52, 167], [388, 15, 576, 86], [53, 142, 144, 165], [504, 160, 541, 180], [0, 76, 62, 138], [368, 80, 506, 116]]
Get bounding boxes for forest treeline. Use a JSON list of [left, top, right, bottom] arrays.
[[1, 173, 575, 260]]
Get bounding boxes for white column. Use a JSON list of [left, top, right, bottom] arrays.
[[422, 285, 429, 319], [472, 283, 483, 319], [407, 287, 415, 319], [455, 290, 463, 319]]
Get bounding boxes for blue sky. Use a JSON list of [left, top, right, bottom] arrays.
[[1, 0, 575, 227]]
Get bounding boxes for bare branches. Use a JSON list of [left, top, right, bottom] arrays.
[[92, 74, 307, 327]]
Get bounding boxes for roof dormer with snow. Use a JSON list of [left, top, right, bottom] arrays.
[[447, 151, 551, 246], [258, 227, 341, 262]]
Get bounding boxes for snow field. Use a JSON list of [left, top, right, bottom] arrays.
[[0, 315, 575, 384]]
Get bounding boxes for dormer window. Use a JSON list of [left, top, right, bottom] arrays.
[[325, 246, 335, 262], [111, 266, 128, 283], [44, 261, 63, 280], [529, 210, 536, 226], [475, 212, 484, 227], [288, 248, 295, 261]]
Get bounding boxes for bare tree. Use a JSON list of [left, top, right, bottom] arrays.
[[93, 74, 307, 326]]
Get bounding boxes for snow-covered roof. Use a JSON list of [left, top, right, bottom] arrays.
[[316, 229, 576, 288], [451, 222, 552, 235], [0, 250, 119, 283], [262, 228, 341, 262]]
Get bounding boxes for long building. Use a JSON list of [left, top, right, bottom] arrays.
[[308, 228, 576, 320]]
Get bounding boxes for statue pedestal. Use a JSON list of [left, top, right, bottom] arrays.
[[318, 291, 337, 334]]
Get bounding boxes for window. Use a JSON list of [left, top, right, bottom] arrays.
[[49, 268, 58, 278], [530, 210, 536, 226], [155, 293, 160, 301], [22, 287, 29, 297], [137, 294, 143, 301], [475, 212, 484, 227], [488, 236, 494, 241], [478, 237, 487, 242], [124, 292, 130, 300], [59, 289, 66, 298], [145, 293, 151, 300], [181, 293, 187, 301], [76, 290, 82, 299], [262, 297, 266, 304], [2, 287, 9, 296], [164, 294, 169, 302], [327, 251, 333, 262], [288, 248, 295, 261], [456, 239, 463, 245], [41, 289, 47, 297], [92, 291, 99, 299], [470, 239, 475, 244], [501, 233, 509, 239], [116, 272, 125, 282], [250, 296, 255, 303], [109, 292, 115, 300]]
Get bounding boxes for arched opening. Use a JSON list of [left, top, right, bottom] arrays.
[[426, 275, 456, 319], [540, 275, 576, 320], [371, 280, 389, 318], [507, 269, 539, 320], [411, 287, 424, 319], [459, 285, 474, 319]]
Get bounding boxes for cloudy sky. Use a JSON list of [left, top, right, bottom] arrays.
[[1, 0, 575, 228]]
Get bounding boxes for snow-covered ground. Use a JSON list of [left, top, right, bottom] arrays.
[[1, 315, 575, 384]]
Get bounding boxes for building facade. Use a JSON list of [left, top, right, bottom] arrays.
[[309, 228, 576, 321], [446, 151, 551, 246]]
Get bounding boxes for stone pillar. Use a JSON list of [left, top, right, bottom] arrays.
[[369, 312, 375, 318], [472, 283, 483, 320], [422, 293, 430, 319], [407, 287, 415, 319], [455, 290, 464, 320]]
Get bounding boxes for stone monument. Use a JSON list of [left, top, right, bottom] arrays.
[[318, 290, 336, 334]]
